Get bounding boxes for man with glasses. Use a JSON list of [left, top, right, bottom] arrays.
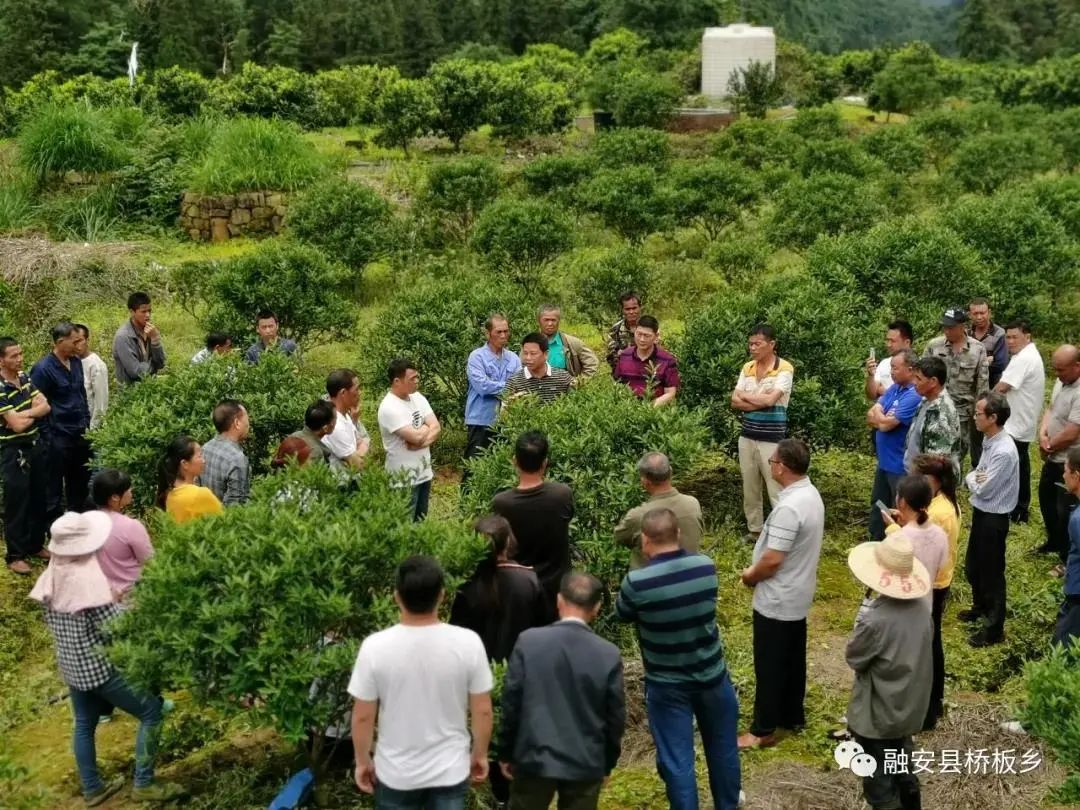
[[738, 439, 824, 750], [731, 324, 794, 544]]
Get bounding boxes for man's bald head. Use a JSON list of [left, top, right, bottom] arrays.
[[1052, 345, 1080, 385]]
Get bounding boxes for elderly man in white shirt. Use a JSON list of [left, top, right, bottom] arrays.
[[994, 319, 1045, 525]]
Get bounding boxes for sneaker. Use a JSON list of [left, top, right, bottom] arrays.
[[7, 560, 31, 575], [738, 789, 747, 807], [1051, 564, 1066, 578], [132, 781, 187, 802], [957, 609, 983, 624], [86, 776, 124, 807]]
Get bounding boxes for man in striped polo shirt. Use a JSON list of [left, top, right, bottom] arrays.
[[0, 337, 52, 574], [731, 324, 794, 544], [616, 509, 742, 810], [503, 333, 573, 406]]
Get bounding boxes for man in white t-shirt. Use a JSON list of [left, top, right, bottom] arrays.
[[349, 556, 493, 808], [864, 319, 914, 400], [994, 320, 1045, 524], [322, 369, 371, 471], [378, 359, 441, 521]]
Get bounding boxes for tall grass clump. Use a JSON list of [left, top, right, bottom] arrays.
[[17, 103, 129, 184], [186, 117, 329, 193], [0, 171, 35, 232]]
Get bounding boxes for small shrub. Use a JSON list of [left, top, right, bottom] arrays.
[[795, 138, 880, 178], [567, 246, 655, 333], [18, 104, 129, 183], [1027, 174, 1080, 241], [668, 159, 760, 238], [186, 117, 329, 194], [610, 70, 681, 129], [521, 153, 597, 201], [471, 198, 574, 292], [591, 126, 671, 169], [860, 125, 929, 175], [704, 232, 772, 284], [787, 105, 847, 141], [208, 63, 322, 129], [147, 67, 211, 118], [1022, 644, 1080, 803], [313, 65, 401, 127], [727, 60, 783, 119], [374, 77, 437, 154], [427, 59, 501, 149], [90, 353, 322, 511], [417, 157, 501, 241], [947, 131, 1062, 194], [579, 166, 671, 243], [767, 172, 887, 250], [713, 118, 799, 170], [287, 175, 396, 271]]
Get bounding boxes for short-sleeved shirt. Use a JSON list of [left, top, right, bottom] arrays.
[[1001, 342, 1046, 443], [504, 365, 573, 405], [30, 353, 89, 441], [1046, 379, 1080, 463], [751, 477, 825, 621], [612, 346, 680, 399], [547, 333, 566, 370], [874, 382, 923, 475], [0, 371, 40, 442], [874, 356, 893, 392], [200, 435, 251, 506], [97, 511, 154, 594], [347, 623, 492, 791], [735, 357, 794, 443], [320, 409, 370, 470], [923, 336, 988, 418], [165, 484, 224, 523], [378, 391, 435, 486], [289, 428, 329, 464]]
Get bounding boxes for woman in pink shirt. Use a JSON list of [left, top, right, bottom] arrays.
[[92, 469, 154, 596], [881, 475, 949, 593]]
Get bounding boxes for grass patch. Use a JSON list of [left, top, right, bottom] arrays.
[[18, 104, 130, 184]]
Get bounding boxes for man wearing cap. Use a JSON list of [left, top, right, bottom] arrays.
[[924, 308, 989, 468], [845, 533, 932, 810]]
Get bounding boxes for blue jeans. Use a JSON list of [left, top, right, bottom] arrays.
[[70, 674, 163, 796], [645, 673, 741, 810], [375, 778, 468, 809]]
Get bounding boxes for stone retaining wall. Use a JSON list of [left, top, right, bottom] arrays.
[[179, 191, 288, 242]]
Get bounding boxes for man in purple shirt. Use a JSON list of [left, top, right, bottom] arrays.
[[613, 316, 680, 407]]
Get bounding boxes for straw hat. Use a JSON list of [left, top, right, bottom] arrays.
[[29, 512, 116, 613], [847, 533, 931, 600]]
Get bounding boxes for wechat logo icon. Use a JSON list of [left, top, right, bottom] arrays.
[[835, 740, 878, 778]]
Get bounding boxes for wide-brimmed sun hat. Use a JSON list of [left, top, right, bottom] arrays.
[[48, 511, 112, 556], [29, 512, 116, 613], [848, 533, 931, 600]]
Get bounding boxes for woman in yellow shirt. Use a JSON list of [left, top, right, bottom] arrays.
[[157, 435, 224, 524], [912, 452, 961, 731]]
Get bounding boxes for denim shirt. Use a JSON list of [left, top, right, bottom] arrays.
[[465, 344, 521, 427], [1066, 507, 1080, 597]]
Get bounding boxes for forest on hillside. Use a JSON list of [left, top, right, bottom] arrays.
[[0, 0, 1077, 89]]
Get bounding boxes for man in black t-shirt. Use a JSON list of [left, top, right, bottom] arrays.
[[492, 431, 574, 621]]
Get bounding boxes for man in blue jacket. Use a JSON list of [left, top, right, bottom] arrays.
[[463, 314, 520, 481]]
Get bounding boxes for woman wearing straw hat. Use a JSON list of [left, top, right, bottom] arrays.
[[30, 511, 185, 805], [845, 533, 933, 810]]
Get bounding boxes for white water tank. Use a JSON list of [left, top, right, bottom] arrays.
[[701, 25, 776, 99]]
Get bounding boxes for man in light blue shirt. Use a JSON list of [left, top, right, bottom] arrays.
[[464, 315, 520, 479], [962, 391, 1019, 648]]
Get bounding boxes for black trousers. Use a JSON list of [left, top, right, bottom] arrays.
[[510, 775, 602, 810], [1011, 438, 1031, 520], [1, 438, 48, 563], [869, 467, 902, 541], [964, 508, 1010, 638], [462, 425, 495, 487], [750, 610, 807, 737], [44, 435, 92, 523], [1039, 461, 1078, 563], [923, 587, 949, 731], [853, 734, 921, 810], [1054, 596, 1080, 649]]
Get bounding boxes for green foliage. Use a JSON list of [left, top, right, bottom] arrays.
[[361, 270, 534, 422], [1022, 644, 1080, 803], [487, 66, 574, 139], [426, 59, 499, 148], [946, 131, 1062, 194], [186, 117, 329, 194], [794, 137, 880, 178], [788, 105, 847, 141], [668, 159, 760, 239], [580, 166, 670, 243], [567, 246, 655, 333], [460, 378, 709, 641], [591, 126, 671, 169], [860, 125, 929, 175], [90, 353, 322, 511], [312, 65, 401, 127], [521, 153, 597, 202], [180, 239, 354, 345], [869, 42, 946, 117], [0, 173, 35, 232], [108, 461, 485, 767], [609, 69, 681, 129], [767, 172, 886, 250], [418, 157, 501, 241], [704, 232, 773, 284], [287, 175, 396, 271], [712, 118, 799, 170], [147, 67, 211, 118], [727, 60, 783, 119], [943, 193, 1079, 330], [374, 77, 437, 153], [471, 197, 574, 292], [1027, 174, 1080, 241], [676, 271, 865, 450], [208, 63, 323, 129], [17, 103, 129, 183]]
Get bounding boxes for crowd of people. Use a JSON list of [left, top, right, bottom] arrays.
[[2, 288, 1079, 810]]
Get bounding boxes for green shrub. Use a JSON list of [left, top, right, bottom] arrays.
[[712, 118, 799, 170], [147, 67, 211, 118], [704, 232, 772, 284], [579, 166, 671, 243], [41, 184, 122, 242], [766, 172, 886, 250], [186, 117, 329, 194], [417, 157, 501, 241], [668, 159, 760, 238], [361, 271, 534, 424], [313, 65, 401, 127], [427, 59, 500, 149], [108, 461, 485, 772], [487, 67, 574, 139], [460, 378, 709, 642], [911, 108, 972, 171], [1045, 108, 1080, 170], [521, 153, 597, 202], [287, 175, 396, 271], [591, 126, 671, 169], [374, 77, 437, 153], [947, 131, 1062, 194], [787, 105, 847, 141], [471, 197, 574, 292], [17, 103, 129, 183], [859, 125, 929, 175], [1022, 644, 1080, 803], [727, 60, 783, 119], [567, 246, 655, 333], [795, 138, 880, 178], [676, 271, 865, 450], [610, 69, 681, 129], [943, 193, 1079, 331], [208, 63, 322, 129], [181, 239, 354, 345], [112, 123, 198, 228], [90, 353, 322, 511], [1027, 174, 1080, 241]]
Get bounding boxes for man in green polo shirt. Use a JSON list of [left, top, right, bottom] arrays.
[[537, 304, 599, 380], [0, 337, 52, 574], [614, 451, 703, 568]]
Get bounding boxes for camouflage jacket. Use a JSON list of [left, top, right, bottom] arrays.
[[923, 336, 989, 418], [606, 319, 634, 368], [904, 389, 962, 473]]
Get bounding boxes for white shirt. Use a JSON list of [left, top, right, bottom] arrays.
[[875, 356, 893, 392], [1000, 342, 1045, 443], [320, 408, 370, 470], [81, 352, 110, 430], [378, 391, 434, 486], [347, 623, 492, 791]]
